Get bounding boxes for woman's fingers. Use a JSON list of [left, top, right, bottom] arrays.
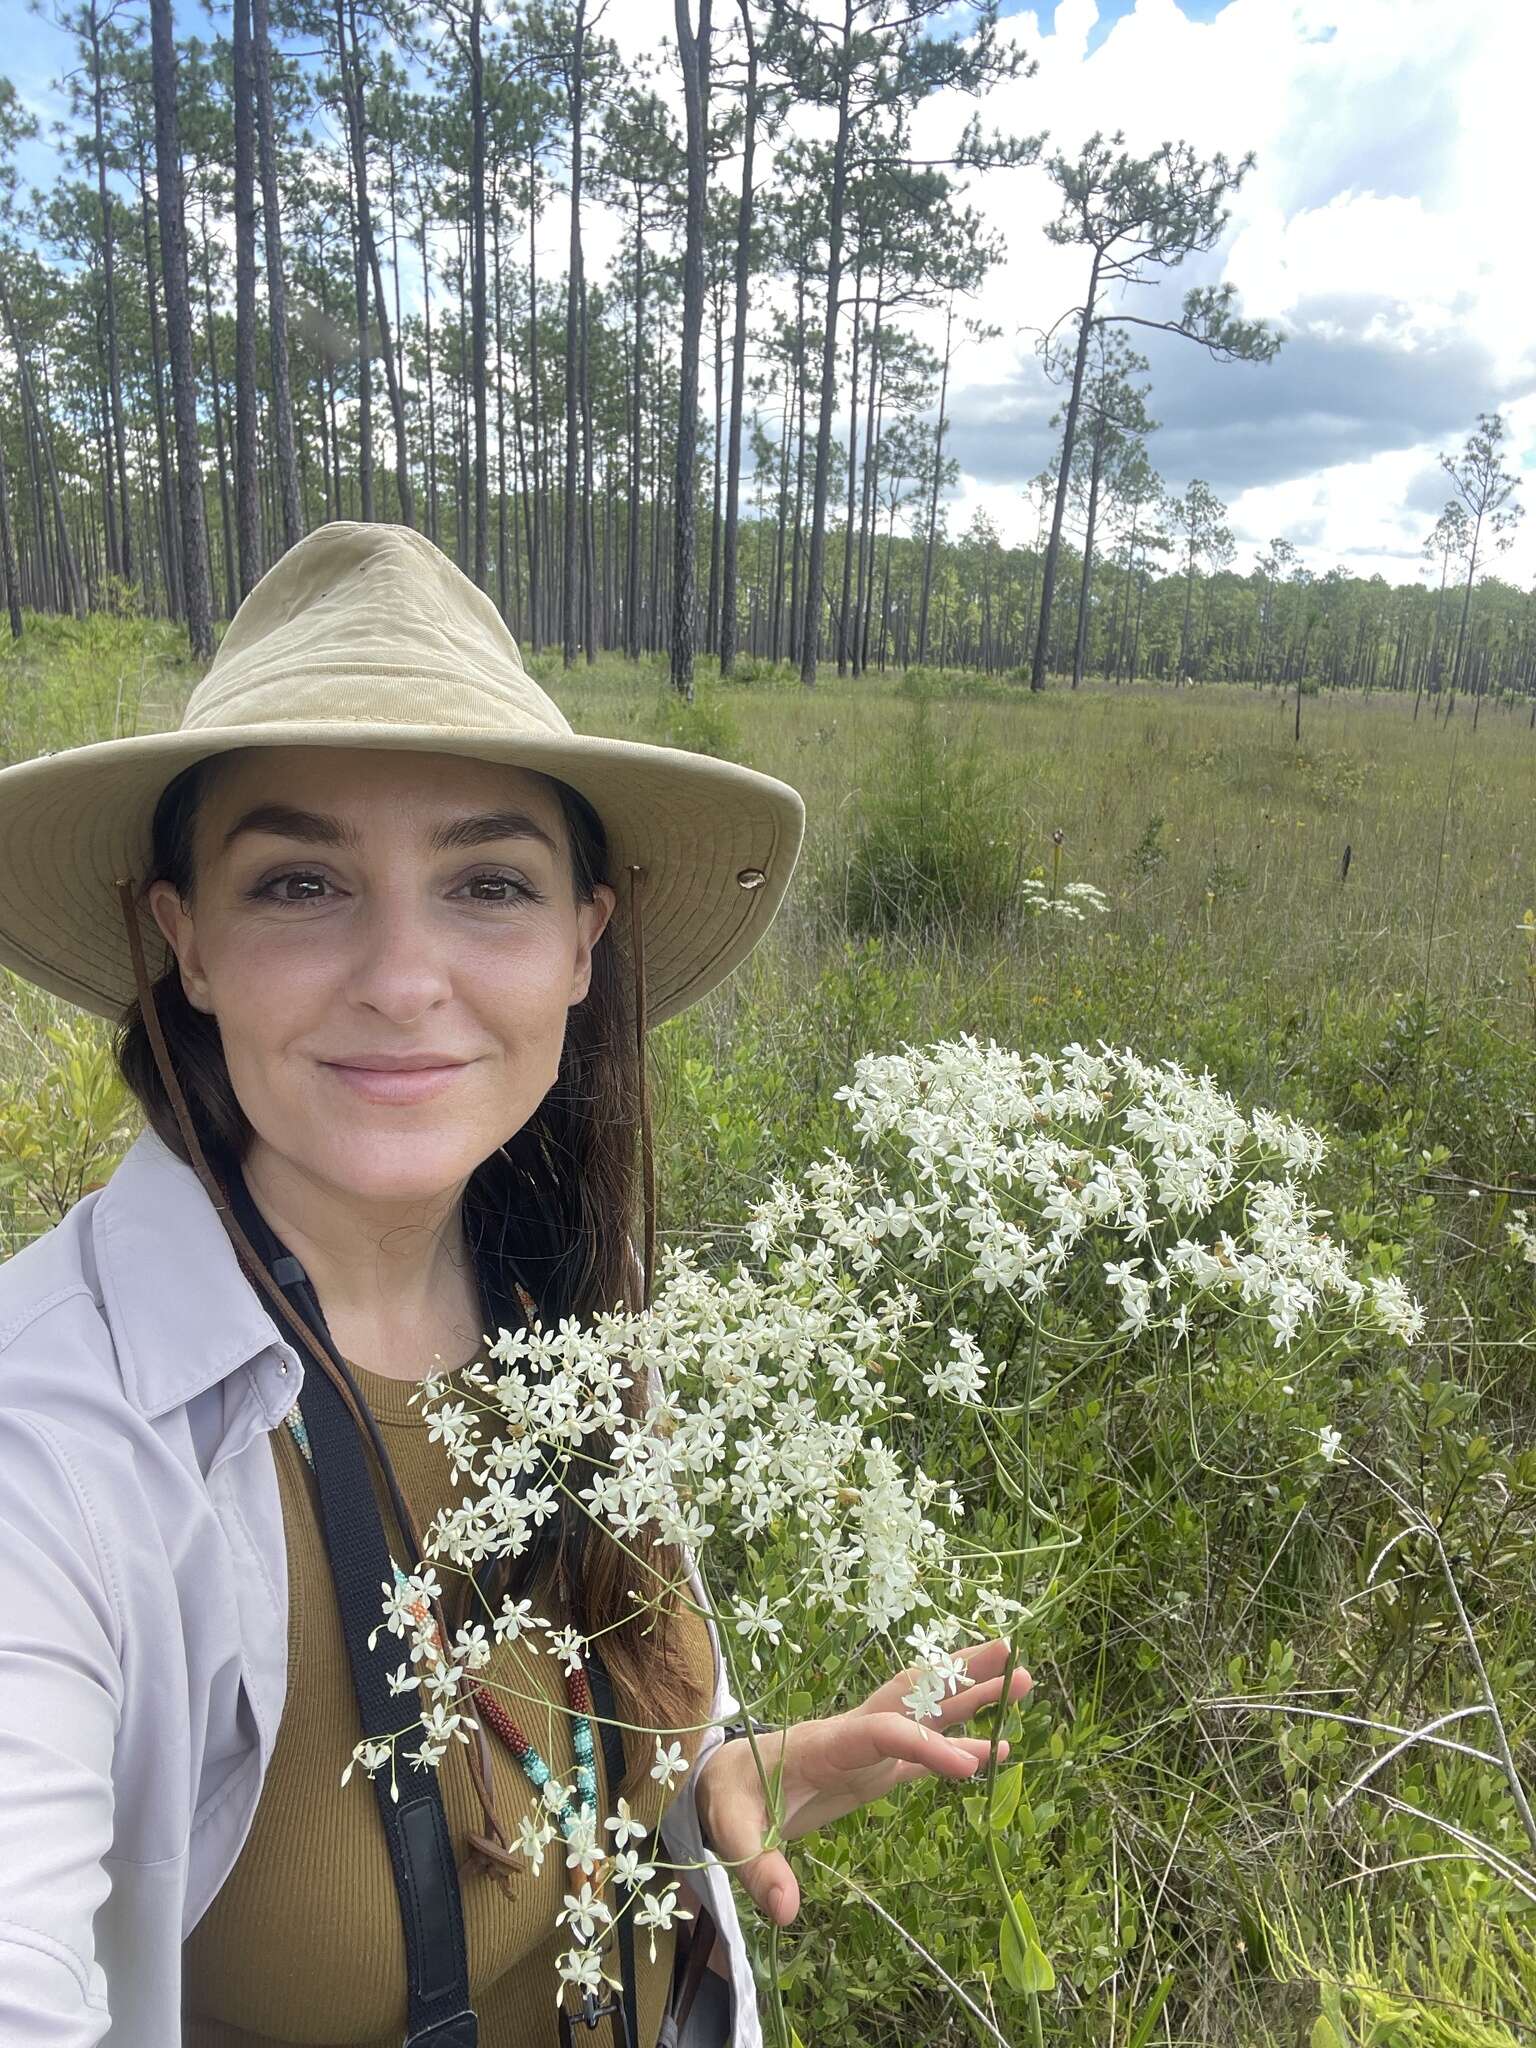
[[881, 1733, 1011, 1787], [857, 1635, 1034, 1719]]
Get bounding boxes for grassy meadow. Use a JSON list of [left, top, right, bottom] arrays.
[[4, 616, 1536, 2046]]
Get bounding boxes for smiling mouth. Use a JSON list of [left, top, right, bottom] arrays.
[[319, 1060, 473, 1099], [321, 1057, 472, 1072]]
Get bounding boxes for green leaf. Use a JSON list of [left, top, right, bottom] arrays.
[[987, 1762, 1024, 1832], [1310, 2017, 1343, 2048], [999, 1889, 1055, 1994]]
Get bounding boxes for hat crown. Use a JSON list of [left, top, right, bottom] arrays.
[[179, 521, 573, 741]]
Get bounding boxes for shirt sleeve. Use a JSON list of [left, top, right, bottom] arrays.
[[0, 1410, 123, 2045]]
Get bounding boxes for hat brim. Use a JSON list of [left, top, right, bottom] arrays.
[[0, 723, 806, 1030]]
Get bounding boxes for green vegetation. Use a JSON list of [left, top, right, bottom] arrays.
[[4, 616, 1535, 2046]]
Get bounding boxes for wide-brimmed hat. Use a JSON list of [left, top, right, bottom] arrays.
[[0, 521, 806, 1029]]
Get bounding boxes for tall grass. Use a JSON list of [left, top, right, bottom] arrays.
[[3, 619, 1535, 2045]]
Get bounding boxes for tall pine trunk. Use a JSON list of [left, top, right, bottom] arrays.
[[232, 0, 262, 593], [717, 0, 757, 678], [798, 0, 853, 687], [149, 0, 213, 654], [1031, 258, 1101, 691], [253, 0, 303, 550], [670, 0, 712, 696]]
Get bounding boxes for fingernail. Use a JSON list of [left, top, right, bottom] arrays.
[[768, 1887, 785, 1918]]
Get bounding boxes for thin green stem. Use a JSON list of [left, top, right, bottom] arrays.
[[975, 1308, 1045, 2040]]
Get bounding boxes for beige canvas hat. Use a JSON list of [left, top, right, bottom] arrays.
[[0, 520, 806, 1030]]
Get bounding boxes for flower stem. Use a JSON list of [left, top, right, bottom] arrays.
[[976, 1308, 1045, 2042]]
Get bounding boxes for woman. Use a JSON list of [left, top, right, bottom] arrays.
[[0, 522, 1029, 2048]]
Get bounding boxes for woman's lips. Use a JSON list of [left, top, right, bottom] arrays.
[[321, 1061, 469, 1104]]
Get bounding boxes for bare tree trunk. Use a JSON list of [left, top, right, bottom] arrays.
[[1071, 405, 1107, 688], [798, 0, 854, 689], [562, 0, 587, 665], [625, 193, 644, 660], [198, 184, 237, 618], [232, 0, 262, 594], [0, 267, 86, 618], [0, 421, 22, 636], [916, 296, 953, 665], [86, 0, 133, 585], [1031, 257, 1101, 691], [836, 258, 862, 677], [253, 0, 303, 551], [149, 0, 214, 655], [717, 0, 757, 679], [467, 0, 488, 581], [345, 4, 413, 527], [670, 0, 712, 696], [580, 274, 596, 664]]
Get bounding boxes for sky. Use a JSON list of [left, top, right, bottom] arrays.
[[5, 0, 1534, 591]]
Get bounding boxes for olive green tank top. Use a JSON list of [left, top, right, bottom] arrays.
[[183, 1352, 703, 2047]]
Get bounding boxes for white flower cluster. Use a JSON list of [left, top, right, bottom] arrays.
[[829, 1036, 1423, 1351], [1019, 877, 1110, 920], [1508, 1209, 1536, 1268], [341, 1034, 1423, 2007]]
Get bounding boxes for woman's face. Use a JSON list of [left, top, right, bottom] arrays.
[[147, 746, 616, 1207]]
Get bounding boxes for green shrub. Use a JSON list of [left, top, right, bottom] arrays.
[[836, 696, 1022, 942], [645, 675, 742, 758]]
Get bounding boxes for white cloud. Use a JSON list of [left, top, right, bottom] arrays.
[[912, 0, 1536, 585]]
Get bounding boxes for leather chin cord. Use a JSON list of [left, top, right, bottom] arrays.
[[112, 860, 657, 1893]]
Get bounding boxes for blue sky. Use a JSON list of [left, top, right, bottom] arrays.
[[4, 0, 1532, 587], [1001, 0, 1240, 58]]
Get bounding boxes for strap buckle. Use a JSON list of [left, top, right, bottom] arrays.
[[558, 1983, 634, 2047]]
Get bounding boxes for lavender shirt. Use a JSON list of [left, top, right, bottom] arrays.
[[0, 1124, 758, 2045]]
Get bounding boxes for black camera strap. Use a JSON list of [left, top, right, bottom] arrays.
[[221, 1157, 639, 2048]]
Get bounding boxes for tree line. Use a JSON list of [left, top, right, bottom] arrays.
[[0, 0, 1527, 713]]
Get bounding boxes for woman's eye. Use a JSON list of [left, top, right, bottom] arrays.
[[460, 873, 539, 904], [250, 870, 328, 903]]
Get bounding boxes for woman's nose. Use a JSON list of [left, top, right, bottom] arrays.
[[341, 890, 455, 1017]]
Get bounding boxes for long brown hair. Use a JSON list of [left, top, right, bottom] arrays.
[[112, 748, 713, 1801]]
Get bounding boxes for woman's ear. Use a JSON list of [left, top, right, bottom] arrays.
[[146, 879, 215, 1015], [569, 884, 617, 1007]]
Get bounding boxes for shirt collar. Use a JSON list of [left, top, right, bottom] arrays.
[[93, 1124, 302, 1421]]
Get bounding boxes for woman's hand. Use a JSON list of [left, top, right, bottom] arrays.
[[692, 1636, 1032, 1929]]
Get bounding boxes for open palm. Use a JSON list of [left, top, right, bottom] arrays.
[[694, 1636, 1033, 1927]]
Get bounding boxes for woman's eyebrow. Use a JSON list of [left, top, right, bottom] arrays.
[[218, 803, 561, 859]]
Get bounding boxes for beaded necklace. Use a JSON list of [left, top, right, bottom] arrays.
[[280, 1278, 601, 1850]]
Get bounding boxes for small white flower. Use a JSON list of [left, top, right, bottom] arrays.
[[554, 1943, 610, 2002], [556, 1881, 612, 1945], [651, 1738, 689, 1792], [547, 1623, 589, 1676], [564, 1808, 605, 1878], [634, 1883, 694, 1964], [1318, 1424, 1343, 1463], [605, 1795, 648, 1848], [514, 1813, 556, 1876], [341, 1737, 394, 1788], [613, 1847, 657, 1889]]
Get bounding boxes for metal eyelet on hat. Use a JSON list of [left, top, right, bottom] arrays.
[[737, 868, 766, 889]]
